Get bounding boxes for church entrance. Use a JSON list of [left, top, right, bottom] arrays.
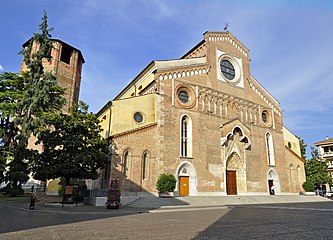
[[267, 169, 280, 195], [225, 152, 246, 195], [268, 179, 274, 195], [177, 162, 197, 196], [179, 176, 189, 196], [226, 170, 237, 195]]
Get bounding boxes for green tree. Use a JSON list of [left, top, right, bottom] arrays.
[[304, 146, 330, 186], [5, 12, 65, 190], [16, 12, 65, 139], [0, 72, 24, 185], [296, 135, 307, 161], [31, 101, 108, 185]]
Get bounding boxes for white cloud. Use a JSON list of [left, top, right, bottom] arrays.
[[0, 65, 4, 71]]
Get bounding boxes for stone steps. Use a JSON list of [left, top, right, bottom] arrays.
[[125, 195, 331, 208]]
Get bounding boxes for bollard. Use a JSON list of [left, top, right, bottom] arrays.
[[29, 186, 36, 210]]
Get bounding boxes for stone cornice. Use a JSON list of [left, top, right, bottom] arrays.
[[205, 32, 249, 57], [248, 77, 282, 117], [183, 42, 207, 59], [158, 64, 210, 81], [111, 123, 157, 140], [197, 85, 259, 112]]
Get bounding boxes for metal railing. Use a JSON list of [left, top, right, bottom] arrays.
[[87, 189, 141, 197], [88, 189, 109, 197]]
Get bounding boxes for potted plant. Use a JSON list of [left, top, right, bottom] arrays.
[[105, 178, 121, 209], [156, 173, 176, 198]]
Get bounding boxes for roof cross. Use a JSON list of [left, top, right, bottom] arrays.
[[224, 22, 229, 32]]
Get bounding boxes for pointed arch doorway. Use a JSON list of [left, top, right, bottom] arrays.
[[267, 169, 280, 195], [226, 170, 237, 195], [226, 152, 246, 195], [177, 162, 197, 196]]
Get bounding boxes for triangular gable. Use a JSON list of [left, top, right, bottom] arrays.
[[220, 117, 251, 139], [182, 31, 249, 60]]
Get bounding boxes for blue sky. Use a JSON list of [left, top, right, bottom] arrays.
[[1, 0, 333, 157]]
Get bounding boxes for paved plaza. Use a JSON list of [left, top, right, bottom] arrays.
[[0, 196, 333, 239]]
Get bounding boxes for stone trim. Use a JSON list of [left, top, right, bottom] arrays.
[[140, 81, 157, 95], [207, 33, 248, 57], [195, 85, 260, 125], [111, 123, 157, 140], [184, 42, 207, 59], [159, 66, 210, 81], [248, 78, 281, 116]]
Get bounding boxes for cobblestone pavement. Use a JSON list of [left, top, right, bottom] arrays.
[[0, 202, 333, 240]]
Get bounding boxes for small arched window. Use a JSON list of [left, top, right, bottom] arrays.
[[233, 127, 243, 136], [266, 132, 275, 166], [180, 115, 192, 157], [142, 152, 148, 180]]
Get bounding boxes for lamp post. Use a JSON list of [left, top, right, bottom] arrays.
[[29, 185, 36, 210]]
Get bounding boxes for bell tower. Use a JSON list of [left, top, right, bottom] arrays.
[[20, 39, 85, 114]]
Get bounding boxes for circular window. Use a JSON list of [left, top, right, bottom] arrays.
[[261, 109, 272, 127], [178, 90, 189, 103], [220, 60, 235, 80], [134, 112, 143, 123], [175, 85, 196, 109], [262, 111, 268, 123]]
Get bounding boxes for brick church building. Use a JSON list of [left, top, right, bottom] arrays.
[[97, 31, 305, 196]]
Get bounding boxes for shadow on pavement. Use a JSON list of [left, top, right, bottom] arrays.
[[192, 201, 333, 240], [0, 193, 190, 234]]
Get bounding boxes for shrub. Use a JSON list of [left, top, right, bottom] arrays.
[[156, 173, 176, 193], [6, 187, 24, 197], [302, 181, 315, 192]]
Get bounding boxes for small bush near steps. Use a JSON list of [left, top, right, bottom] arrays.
[[156, 173, 176, 194], [302, 181, 315, 192]]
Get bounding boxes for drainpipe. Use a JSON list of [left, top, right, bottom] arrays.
[[104, 101, 113, 188]]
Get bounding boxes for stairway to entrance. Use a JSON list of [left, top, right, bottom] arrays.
[[125, 195, 331, 208]]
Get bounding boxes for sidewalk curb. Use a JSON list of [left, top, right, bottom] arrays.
[[148, 206, 233, 213], [0, 204, 149, 215]]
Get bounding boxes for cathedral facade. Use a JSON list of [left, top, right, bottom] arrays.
[[97, 31, 305, 196]]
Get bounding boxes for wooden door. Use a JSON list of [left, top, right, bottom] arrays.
[[179, 176, 189, 196], [268, 180, 273, 195], [226, 170, 237, 195]]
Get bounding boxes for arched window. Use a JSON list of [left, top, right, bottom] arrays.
[[233, 127, 243, 136], [180, 115, 192, 157], [123, 151, 129, 177], [142, 152, 148, 180], [266, 132, 275, 166]]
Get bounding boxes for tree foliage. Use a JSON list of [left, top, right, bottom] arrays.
[[16, 11, 65, 140], [296, 135, 307, 161], [305, 146, 330, 186], [302, 180, 315, 192], [4, 11, 65, 190], [0, 72, 24, 185], [156, 173, 176, 193], [32, 101, 108, 185]]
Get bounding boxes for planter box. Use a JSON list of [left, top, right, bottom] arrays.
[[301, 192, 316, 196], [159, 192, 174, 198]]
